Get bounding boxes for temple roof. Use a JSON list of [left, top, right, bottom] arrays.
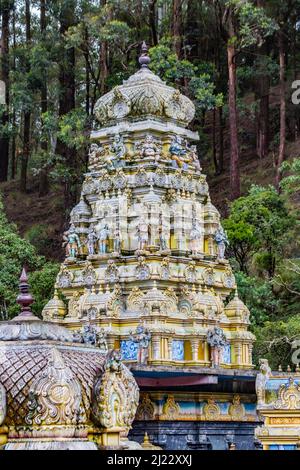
[[94, 42, 195, 128]]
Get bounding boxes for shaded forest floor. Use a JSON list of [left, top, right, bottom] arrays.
[[1, 179, 66, 260]]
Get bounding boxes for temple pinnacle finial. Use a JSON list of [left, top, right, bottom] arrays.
[[15, 267, 35, 320], [139, 41, 151, 69]]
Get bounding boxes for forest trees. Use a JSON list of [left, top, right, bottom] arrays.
[[0, 0, 299, 203], [0, 0, 13, 182], [0, 194, 58, 319], [210, 0, 277, 199]]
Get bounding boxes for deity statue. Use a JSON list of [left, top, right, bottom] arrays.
[[113, 228, 121, 254], [169, 135, 189, 169], [214, 226, 229, 259], [189, 219, 202, 255], [137, 134, 160, 162], [86, 226, 98, 256], [110, 133, 126, 166], [129, 324, 152, 364], [106, 349, 122, 372], [88, 143, 104, 167], [206, 326, 227, 368], [62, 224, 81, 258], [189, 145, 201, 172], [97, 328, 108, 354], [81, 324, 98, 345], [136, 218, 150, 251], [98, 224, 110, 254], [256, 359, 272, 406], [158, 214, 168, 251]]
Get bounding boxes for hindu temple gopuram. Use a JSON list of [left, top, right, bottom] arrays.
[[2, 42, 300, 451]]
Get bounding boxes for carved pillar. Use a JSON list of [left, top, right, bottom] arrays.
[[168, 338, 173, 360], [248, 344, 253, 365], [204, 342, 209, 362], [190, 339, 199, 362], [235, 343, 242, 365], [107, 335, 115, 352], [152, 336, 160, 360], [208, 233, 214, 256]]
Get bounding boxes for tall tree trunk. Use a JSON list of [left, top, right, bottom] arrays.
[[275, 28, 286, 191], [0, 1, 11, 182], [20, 0, 31, 192], [227, 41, 240, 199], [256, 74, 270, 159], [212, 108, 218, 174], [10, 3, 16, 179], [172, 0, 182, 57], [99, 0, 108, 94], [218, 106, 224, 174], [39, 0, 49, 196], [55, 1, 76, 209], [84, 27, 90, 116], [149, 0, 158, 45]]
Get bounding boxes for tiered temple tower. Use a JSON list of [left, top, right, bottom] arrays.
[[43, 43, 259, 449]]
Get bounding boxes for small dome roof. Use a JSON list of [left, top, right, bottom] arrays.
[[71, 196, 91, 218], [200, 287, 223, 311], [94, 43, 195, 127], [42, 289, 66, 319], [143, 285, 169, 303], [189, 286, 223, 315], [80, 286, 112, 311], [204, 195, 220, 219], [225, 292, 250, 321]]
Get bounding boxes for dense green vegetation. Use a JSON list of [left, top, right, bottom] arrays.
[[0, 195, 59, 318], [0, 1, 299, 368]]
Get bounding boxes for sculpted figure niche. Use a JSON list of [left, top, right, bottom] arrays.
[[63, 224, 81, 259]]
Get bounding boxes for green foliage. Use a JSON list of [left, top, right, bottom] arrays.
[[57, 108, 89, 151], [24, 224, 52, 254], [149, 40, 223, 117], [280, 158, 300, 196], [225, 0, 278, 49], [0, 195, 58, 319], [235, 271, 279, 326], [224, 185, 295, 276], [29, 262, 60, 317], [253, 316, 300, 369]]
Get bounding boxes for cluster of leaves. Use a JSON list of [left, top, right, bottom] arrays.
[[225, 183, 299, 368], [0, 195, 59, 319], [149, 40, 223, 117], [224, 185, 295, 277]]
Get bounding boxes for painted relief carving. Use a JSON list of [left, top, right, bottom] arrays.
[[92, 351, 139, 432], [228, 395, 245, 420], [56, 266, 74, 288], [136, 394, 155, 420], [274, 378, 300, 410], [25, 348, 85, 426], [162, 395, 180, 419], [203, 397, 220, 420]]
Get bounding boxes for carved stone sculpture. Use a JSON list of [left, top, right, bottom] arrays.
[[98, 224, 110, 254], [207, 326, 227, 368], [256, 359, 272, 406], [86, 226, 98, 256], [63, 224, 81, 258], [129, 324, 152, 364], [214, 225, 229, 260]]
